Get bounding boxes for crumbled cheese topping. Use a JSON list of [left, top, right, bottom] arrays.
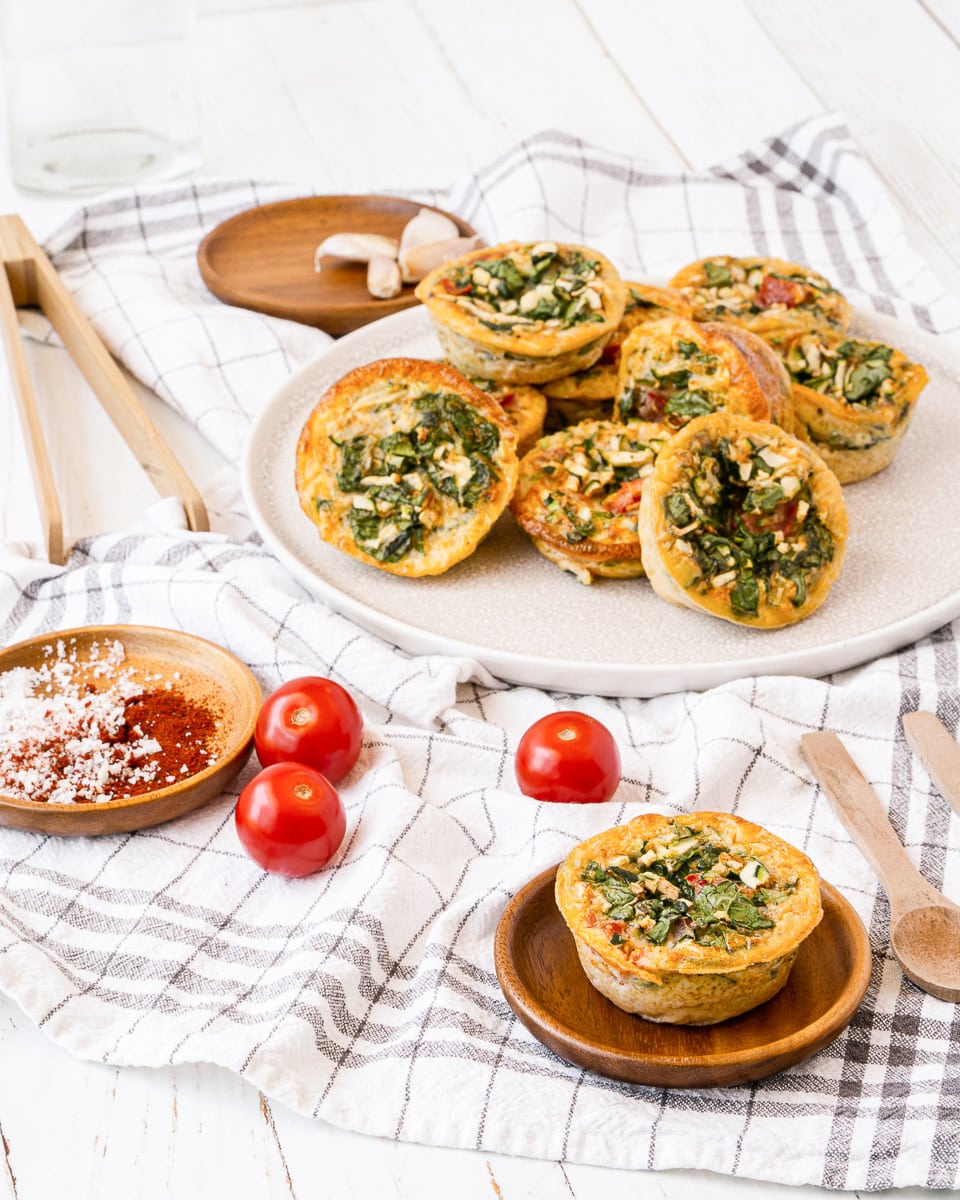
[[0, 639, 194, 805]]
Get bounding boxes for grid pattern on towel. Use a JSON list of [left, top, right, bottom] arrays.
[[2, 115, 959, 1192]]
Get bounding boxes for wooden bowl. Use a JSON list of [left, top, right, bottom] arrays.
[[0, 625, 260, 836], [494, 865, 872, 1089], [197, 194, 477, 337]]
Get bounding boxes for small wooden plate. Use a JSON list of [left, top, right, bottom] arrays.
[[0, 625, 260, 836], [197, 195, 476, 337], [494, 866, 872, 1089]]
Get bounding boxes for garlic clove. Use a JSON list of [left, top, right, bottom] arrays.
[[399, 207, 461, 257], [399, 234, 483, 284], [314, 233, 400, 272], [367, 255, 402, 299]]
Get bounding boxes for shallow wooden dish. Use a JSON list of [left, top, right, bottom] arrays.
[[494, 865, 871, 1089], [197, 195, 477, 336], [0, 625, 260, 836]]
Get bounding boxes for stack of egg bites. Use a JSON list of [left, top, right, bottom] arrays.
[[295, 242, 927, 630]]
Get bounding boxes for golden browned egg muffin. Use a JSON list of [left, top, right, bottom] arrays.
[[670, 255, 851, 340], [639, 411, 847, 628], [614, 317, 793, 432], [510, 419, 669, 584], [415, 240, 627, 385], [779, 332, 927, 483], [541, 282, 694, 404], [459, 372, 547, 456], [295, 357, 518, 577], [555, 810, 823, 1025]]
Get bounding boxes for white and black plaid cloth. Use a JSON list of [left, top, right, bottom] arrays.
[[2, 114, 959, 1191]]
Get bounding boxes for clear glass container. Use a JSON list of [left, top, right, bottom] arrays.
[[0, 0, 202, 194]]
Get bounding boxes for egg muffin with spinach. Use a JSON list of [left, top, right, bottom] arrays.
[[779, 332, 927, 483], [639, 411, 847, 628], [555, 811, 822, 1024], [296, 358, 518, 577], [542, 282, 694, 406], [511, 419, 669, 584], [614, 317, 794, 433], [415, 240, 626, 385], [670, 255, 851, 341]]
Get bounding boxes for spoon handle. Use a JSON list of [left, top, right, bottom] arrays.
[[801, 731, 951, 922], [902, 711, 960, 820]]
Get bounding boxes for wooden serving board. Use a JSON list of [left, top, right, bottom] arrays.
[[197, 194, 476, 336], [494, 866, 871, 1089]]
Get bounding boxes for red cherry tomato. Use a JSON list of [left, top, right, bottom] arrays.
[[235, 762, 346, 877], [515, 711, 621, 804], [255, 676, 363, 783]]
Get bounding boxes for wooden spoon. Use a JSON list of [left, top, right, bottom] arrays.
[[801, 731, 960, 1002], [902, 710, 960, 820]]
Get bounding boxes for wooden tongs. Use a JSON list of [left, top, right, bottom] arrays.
[[0, 213, 208, 563]]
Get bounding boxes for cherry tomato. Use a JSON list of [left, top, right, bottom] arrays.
[[235, 762, 346, 877], [515, 711, 621, 804], [255, 676, 363, 783]]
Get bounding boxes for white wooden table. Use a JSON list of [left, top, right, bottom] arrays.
[[1, 2, 958, 1195]]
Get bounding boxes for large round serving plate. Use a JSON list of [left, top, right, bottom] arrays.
[[241, 306, 960, 696]]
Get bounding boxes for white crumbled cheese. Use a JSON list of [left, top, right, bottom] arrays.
[[0, 639, 162, 805], [757, 446, 789, 469]]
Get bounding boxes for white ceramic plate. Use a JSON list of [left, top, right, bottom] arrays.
[[241, 306, 960, 696]]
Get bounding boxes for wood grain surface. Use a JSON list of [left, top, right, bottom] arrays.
[[198, 195, 475, 335]]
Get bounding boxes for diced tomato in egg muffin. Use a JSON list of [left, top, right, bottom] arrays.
[[295, 358, 518, 577]]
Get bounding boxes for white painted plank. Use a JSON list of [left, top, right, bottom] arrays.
[[0, 993, 292, 1199], [0, 337, 225, 551], [195, 0, 686, 192], [404, 0, 685, 168], [746, 0, 960, 295], [578, 0, 821, 169]]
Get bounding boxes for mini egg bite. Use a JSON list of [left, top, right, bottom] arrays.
[[638, 411, 847, 628], [295, 357, 518, 577], [554, 810, 823, 1025], [415, 240, 627, 385]]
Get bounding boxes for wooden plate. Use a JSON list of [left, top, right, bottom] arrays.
[[494, 866, 872, 1089], [197, 195, 476, 336], [0, 625, 260, 836]]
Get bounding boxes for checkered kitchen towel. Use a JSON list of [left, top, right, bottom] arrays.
[[2, 115, 960, 1191]]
